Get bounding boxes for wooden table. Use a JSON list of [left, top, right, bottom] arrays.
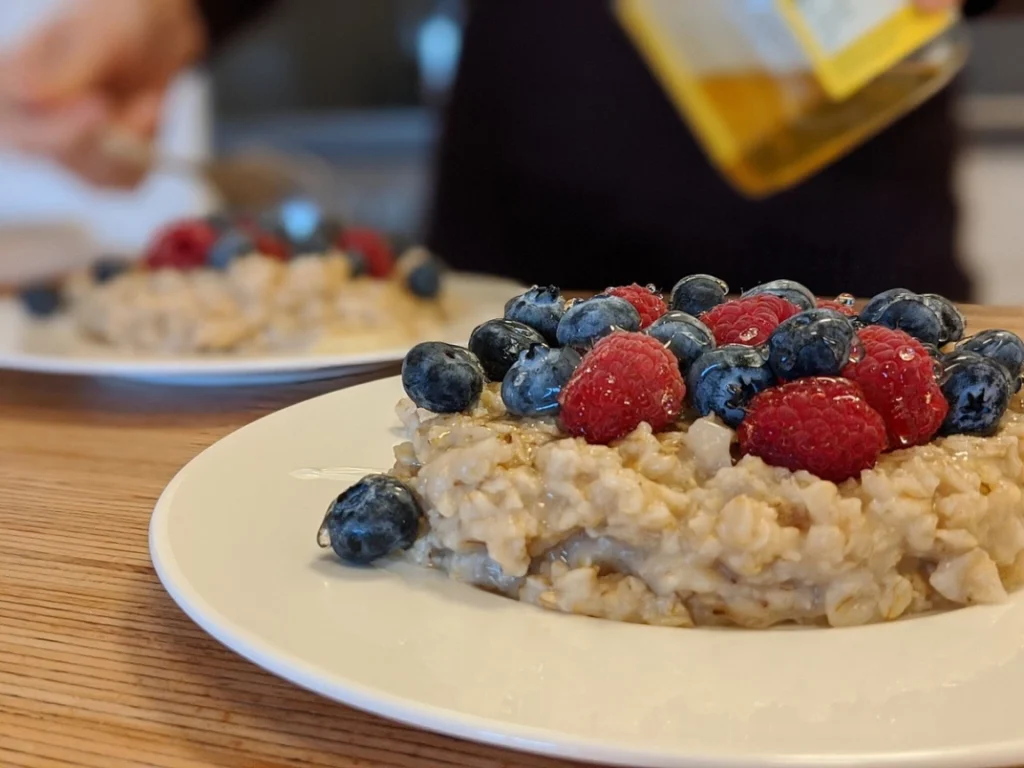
[[1, 304, 1021, 768]]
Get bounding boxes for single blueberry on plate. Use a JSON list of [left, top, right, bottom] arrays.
[[91, 257, 132, 284], [18, 283, 63, 317], [402, 342, 484, 413], [873, 294, 943, 346], [504, 286, 566, 344], [406, 258, 443, 298], [646, 311, 715, 371], [556, 295, 641, 348], [859, 288, 915, 325], [767, 308, 857, 380], [316, 475, 422, 565], [920, 293, 965, 345], [687, 345, 775, 428], [501, 344, 581, 417], [669, 274, 728, 316], [469, 319, 546, 382], [208, 228, 257, 270], [939, 351, 1014, 436], [956, 329, 1024, 389], [740, 279, 815, 311]]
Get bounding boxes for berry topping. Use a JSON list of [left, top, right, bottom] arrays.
[[91, 257, 132, 284], [669, 274, 728, 316], [767, 308, 858, 381], [956, 329, 1024, 389], [741, 279, 815, 311], [816, 294, 857, 317], [556, 295, 641, 348], [396, 247, 444, 298], [645, 311, 716, 371], [316, 475, 423, 565], [502, 344, 581, 417], [208, 228, 258, 270], [143, 218, 218, 270], [859, 288, 915, 325], [605, 283, 667, 329], [738, 378, 888, 483], [687, 344, 775, 428], [842, 326, 947, 449], [871, 294, 943, 346], [402, 342, 484, 413], [560, 332, 685, 444], [921, 294, 966, 345], [469, 319, 546, 382], [939, 351, 1014, 437], [504, 286, 566, 344], [700, 294, 799, 346], [339, 227, 395, 278], [18, 282, 64, 317]]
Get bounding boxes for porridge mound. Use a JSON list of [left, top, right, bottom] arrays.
[[392, 385, 1024, 628]]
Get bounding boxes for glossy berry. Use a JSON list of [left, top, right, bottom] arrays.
[[340, 227, 395, 278], [556, 295, 641, 348], [401, 342, 484, 413], [18, 283, 63, 317], [686, 344, 775, 428], [91, 257, 131, 284], [700, 294, 799, 346], [939, 351, 1014, 436], [501, 344, 581, 417], [560, 332, 685, 444], [144, 218, 218, 270], [767, 308, 857, 380], [605, 284, 667, 329], [921, 294, 965, 345], [669, 274, 728, 316], [741, 279, 815, 311], [738, 378, 888, 483], [859, 288, 915, 325], [816, 294, 857, 317], [504, 286, 566, 344], [469, 319, 546, 382], [317, 475, 422, 565], [956, 329, 1024, 389], [872, 294, 943, 346], [842, 325, 947, 449], [208, 228, 257, 270], [646, 311, 715, 372]]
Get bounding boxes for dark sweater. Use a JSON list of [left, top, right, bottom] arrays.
[[198, 0, 988, 299]]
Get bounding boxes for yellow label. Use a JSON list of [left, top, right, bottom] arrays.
[[776, 0, 956, 99]]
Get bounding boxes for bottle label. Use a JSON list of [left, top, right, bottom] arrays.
[[776, 0, 956, 99]]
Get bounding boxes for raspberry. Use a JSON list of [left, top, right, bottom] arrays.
[[144, 219, 217, 270], [339, 227, 395, 278], [247, 227, 290, 262], [700, 295, 799, 346], [560, 332, 685, 444], [738, 378, 888, 483], [605, 284, 667, 329], [842, 326, 948, 449], [816, 295, 857, 317]]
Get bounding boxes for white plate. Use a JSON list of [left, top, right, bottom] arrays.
[[150, 377, 1024, 768], [0, 273, 521, 385]]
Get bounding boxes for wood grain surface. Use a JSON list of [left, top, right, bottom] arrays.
[[1, 304, 1021, 768]]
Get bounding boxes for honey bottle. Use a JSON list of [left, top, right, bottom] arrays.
[[616, 0, 968, 197]]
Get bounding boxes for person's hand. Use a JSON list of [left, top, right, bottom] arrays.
[[0, 0, 206, 187]]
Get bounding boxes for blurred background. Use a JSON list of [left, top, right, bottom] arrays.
[[2, 0, 1023, 301]]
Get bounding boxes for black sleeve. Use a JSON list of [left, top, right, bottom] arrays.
[[194, 0, 280, 51], [964, 0, 999, 16]]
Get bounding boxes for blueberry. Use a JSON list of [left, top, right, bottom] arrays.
[[556, 295, 641, 348], [859, 288, 915, 325], [346, 249, 369, 277], [402, 342, 484, 413], [91, 257, 131, 284], [687, 345, 775, 428], [316, 475, 422, 565], [469, 319, 546, 382], [767, 308, 857, 380], [741, 279, 815, 311], [504, 286, 566, 344], [669, 274, 728, 316], [646, 311, 715, 371], [956, 329, 1024, 389], [208, 228, 257, 270], [501, 344, 581, 417], [19, 283, 63, 317], [939, 351, 1013, 436], [920, 294, 966, 345], [872, 294, 943, 346], [407, 259, 443, 298]]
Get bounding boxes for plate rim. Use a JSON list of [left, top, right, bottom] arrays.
[[148, 378, 1024, 768]]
